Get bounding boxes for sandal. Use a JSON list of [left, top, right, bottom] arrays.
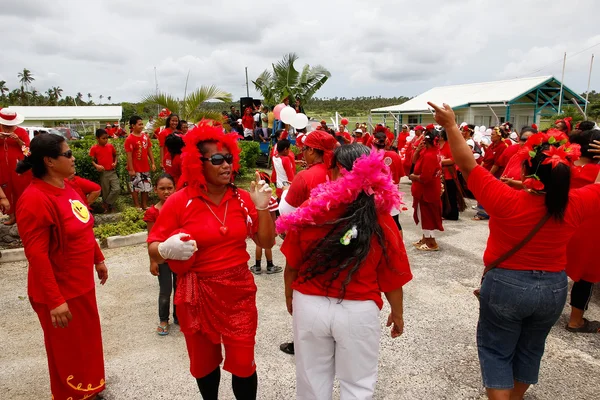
[[412, 239, 424, 247], [566, 318, 600, 333], [157, 323, 169, 336], [416, 243, 440, 251]]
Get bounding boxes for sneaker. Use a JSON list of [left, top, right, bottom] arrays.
[[279, 342, 295, 355], [250, 265, 262, 274], [266, 265, 283, 274]]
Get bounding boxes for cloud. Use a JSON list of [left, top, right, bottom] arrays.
[[1, 0, 57, 19]]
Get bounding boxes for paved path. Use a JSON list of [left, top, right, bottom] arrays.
[[1, 181, 599, 399]]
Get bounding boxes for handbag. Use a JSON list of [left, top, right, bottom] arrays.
[[474, 212, 551, 299]]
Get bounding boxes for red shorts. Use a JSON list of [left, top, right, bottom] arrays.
[[184, 330, 256, 378]]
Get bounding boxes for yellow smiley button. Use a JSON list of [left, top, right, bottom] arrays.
[[70, 199, 90, 224]]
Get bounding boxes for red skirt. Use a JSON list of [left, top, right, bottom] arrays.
[[566, 222, 600, 283], [174, 264, 258, 345], [413, 199, 444, 231], [31, 289, 105, 400]]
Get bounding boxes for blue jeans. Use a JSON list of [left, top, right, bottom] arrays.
[[477, 268, 567, 389]]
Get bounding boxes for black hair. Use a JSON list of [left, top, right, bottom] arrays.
[[503, 121, 513, 130], [520, 126, 538, 135], [524, 143, 571, 221], [95, 128, 108, 138], [276, 139, 291, 153], [440, 129, 448, 141], [578, 121, 596, 131], [274, 129, 285, 140], [196, 140, 218, 156], [263, 106, 269, 112], [301, 144, 389, 300], [165, 114, 182, 130], [165, 133, 185, 157], [372, 132, 387, 149], [180, 120, 188, 125], [569, 129, 600, 159], [16, 134, 66, 178], [129, 115, 142, 126], [423, 129, 440, 145], [155, 173, 175, 187]]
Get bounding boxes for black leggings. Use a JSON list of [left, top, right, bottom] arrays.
[[393, 214, 402, 231], [196, 367, 258, 400], [443, 179, 459, 221], [158, 263, 177, 322], [570, 279, 594, 311]]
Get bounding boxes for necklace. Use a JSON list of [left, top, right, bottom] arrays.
[[202, 199, 229, 235]]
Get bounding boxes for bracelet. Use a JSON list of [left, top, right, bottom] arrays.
[[255, 206, 269, 211]]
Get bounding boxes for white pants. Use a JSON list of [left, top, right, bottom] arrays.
[[293, 291, 381, 400]]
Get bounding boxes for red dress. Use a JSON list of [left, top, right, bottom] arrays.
[[0, 127, 32, 213], [16, 179, 105, 399], [411, 146, 443, 231], [566, 163, 600, 282]]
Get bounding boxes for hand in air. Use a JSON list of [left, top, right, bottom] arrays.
[[427, 102, 456, 129]]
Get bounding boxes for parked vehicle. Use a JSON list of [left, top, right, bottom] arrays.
[[23, 127, 80, 141], [56, 127, 81, 140]]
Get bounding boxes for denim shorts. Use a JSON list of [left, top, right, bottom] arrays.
[[477, 268, 568, 389]]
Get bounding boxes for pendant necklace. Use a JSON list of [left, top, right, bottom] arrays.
[[203, 199, 229, 235]]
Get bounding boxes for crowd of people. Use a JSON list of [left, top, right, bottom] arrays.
[[2, 101, 600, 400]]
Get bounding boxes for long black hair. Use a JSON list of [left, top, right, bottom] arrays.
[[165, 114, 182, 130], [569, 129, 600, 159], [525, 143, 571, 221], [301, 144, 388, 300], [16, 134, 66, 178]]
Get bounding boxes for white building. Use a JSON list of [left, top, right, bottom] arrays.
[[370, 76, 586, 129], [4, 106, 123, 128]]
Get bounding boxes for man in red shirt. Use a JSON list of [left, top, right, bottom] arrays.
[[90, 128, 119, 213], [125, 115, 156, 209]]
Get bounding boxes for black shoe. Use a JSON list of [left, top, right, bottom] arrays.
[[279, 342, 294, 355], [266, 265, 283, 274], [173, 317, 179, 325], [250, 265, 262, 275]]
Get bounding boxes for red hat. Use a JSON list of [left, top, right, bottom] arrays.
[[0, 109, 24, 126], [304, 130, 338, 166], [555, 117, 572, 132], [296, 133, 305, 147], [414, 125, 424, 131], [320, 120, 327, 124], [425, 123, 435, 131]]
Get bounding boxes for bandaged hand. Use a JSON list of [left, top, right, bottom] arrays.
[[158, 233, 197, 261], [249, 171, 273, 210]]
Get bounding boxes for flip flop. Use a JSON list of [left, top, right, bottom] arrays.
[[472, 215, 489, 221], [416, 243, 440, 251], [412, 240, 424, 247], [566, 318, 600, 333], [157, 324, 169, 336]]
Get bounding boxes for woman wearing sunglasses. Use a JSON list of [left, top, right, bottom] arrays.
[[15, 134, 109, 400], [148, 121, 275, 400]]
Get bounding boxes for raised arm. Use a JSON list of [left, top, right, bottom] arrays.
[[428, 102, 477, 180]]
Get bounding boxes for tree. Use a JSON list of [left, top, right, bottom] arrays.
[[99, 94, 103, 104], [87, 93, 92, 102], [0, 81, 8, 99], [76, 92, 83, 105], [18, 68, 35, 105], [143, 85, 232, 126], [550, 105, 585, 126], [107, 96, 111, 103], [52, 86, 63, 105], [253, 53, 331, 106]]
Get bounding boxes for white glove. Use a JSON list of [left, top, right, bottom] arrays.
[[157, 233, 197, 261], [249, 171, 273, 210]]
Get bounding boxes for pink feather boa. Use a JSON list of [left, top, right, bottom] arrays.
[[276, 149, 403, 233]]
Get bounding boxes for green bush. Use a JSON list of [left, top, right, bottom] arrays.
[[93, 207, 147, 240], [238, 141, 260, 177]]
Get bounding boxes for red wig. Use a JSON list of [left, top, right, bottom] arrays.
[[178, 120, 241, 190]]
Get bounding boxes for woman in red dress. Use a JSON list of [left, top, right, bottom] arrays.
[[565, 129, 600, 333], [0, 109, 32, 225], [15, 134, 108, 400], [147, 121, 275, 400], [409, 129, 443, 251]]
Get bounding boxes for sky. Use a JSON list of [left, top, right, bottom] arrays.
[[1, 0, 599, 105]]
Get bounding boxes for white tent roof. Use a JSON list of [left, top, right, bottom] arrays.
[[5, 106, 123, 121], [371, 76, 554, 113]]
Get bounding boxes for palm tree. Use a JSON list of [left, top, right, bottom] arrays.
[[52, 86, 63, 105], [99, 94, 103, 104], [107, 96, 111, 103], [0, 81, 8, 99], [46, 88, 55, 103], [29, 88, 39, 105], [17, 68, 35, 105], [87, 93, 92, 102], [143, 85, 232, 126], [253, 53, 331, 106], [76, 92, 83, 105]]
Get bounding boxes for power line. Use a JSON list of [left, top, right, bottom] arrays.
[[516, 41, 600, 78]]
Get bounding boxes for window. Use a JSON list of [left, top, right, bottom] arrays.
[[408, 115, 418, 125]]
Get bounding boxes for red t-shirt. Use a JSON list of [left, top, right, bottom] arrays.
[[143, 204, 160, 223], [89, 143, 116, 171], [397, 132, 409, 150], [158, 128, 174, 147], [383, 150, 404, 184], [497, 143, 519, 169], [285, 163, 329, 208], [281, 208, 412, 309], [105, 127, 116, 138], [242, 115, 254, 130], [67, 176, 101, 206], [147, 186, 258, 274], [439, 142, 455, 180], [411, 147, 441, 203], [467, 165, 600, 272], [501, 147, 524, 181], [16, 179, 104, 309], [124, 133, 152, 172], [164, 153, 182, 185], [482, 140, 509, 176]]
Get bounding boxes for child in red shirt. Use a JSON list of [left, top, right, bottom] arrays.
[[125, 115, 156, 209], [90, 129, 119, 213], [66, 174, 101, 209], [144, 174, 177, 335], [164, 133, 184, 186]]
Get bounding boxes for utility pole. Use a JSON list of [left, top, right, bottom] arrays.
[[245, 67, 250, 97], [154, 67, 160, 115], [558, 52, 567, 114], [585, 54, 594, 116]]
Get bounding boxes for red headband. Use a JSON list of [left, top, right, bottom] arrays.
[[0, 111, 17, 121]]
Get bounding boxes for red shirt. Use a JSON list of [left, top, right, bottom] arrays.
[[383, 150, 404, 184], [397, 132, 409, 150], [143, 204, 160, 223], [16, 179, 104, 309], [158, 128, 174, 147], [500, 145, 524, 181], [281, 208, 412, 309], [147, 186, 258, 274], [105, 127, 116, 138], [124, 133, 152, 172], [467, 165, 600, 272], [67, 176, 101, 206], [285, 163, 328, 208], [482, 140, 509, 176], [439, 142, 455, 180], [89, 143, 116, 171], [411, 147, 441, 203], [404, 135, 424, 170], [164, 153, 182, 185], [242, 115, 254, 130]]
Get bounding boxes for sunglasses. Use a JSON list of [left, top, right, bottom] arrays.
[[59, 150, 73, 159], [201, 153, 233, 165]]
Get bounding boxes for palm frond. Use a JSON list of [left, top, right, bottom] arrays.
[[299, 65, 331, 103], [189, 110, 226, 125], [143, 92, 181, 115], [184, 86, 232, 120], [272, 53, 300, 101]]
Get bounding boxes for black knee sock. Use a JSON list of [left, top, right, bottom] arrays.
[[232, 372, 257, 400], [196, 367, 221, 400]]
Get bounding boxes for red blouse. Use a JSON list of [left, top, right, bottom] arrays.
[[411, 146, 441, 203], [16, 179, 104, 309]]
